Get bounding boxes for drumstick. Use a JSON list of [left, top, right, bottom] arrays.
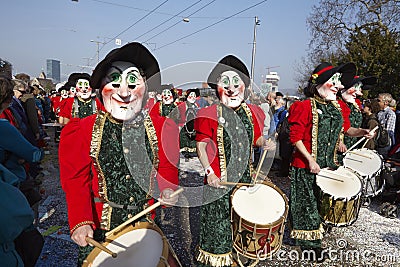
[[219, 181, 254, 186], [252, 139, 270, 185], [317, 174, 344, 183], [347, 151, 372, 159], [106, 187, 184, 237], [85, 236, 117, 258], [318, 169, 345, 182], [343, 126, 378, 155]]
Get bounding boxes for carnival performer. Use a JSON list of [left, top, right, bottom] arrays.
[[58, 42, 180, 266], [288, 62, 374, 262], [178, 88, 200, 159], [194, 55, 274, 266], [150, 86, 180, 123], [337, 76, 377, 160], [58, 73, 103, 125]]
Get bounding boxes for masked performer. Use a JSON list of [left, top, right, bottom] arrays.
[[178, 88, 200, 159], [194, 55, 273, 266], [288, 62, 374, 262], [58, 73, 103, 125], [337, 76, 377, 159], [59, 42, 180, 266]]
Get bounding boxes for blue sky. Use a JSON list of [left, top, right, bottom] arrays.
[[1, 0, 318, 93]]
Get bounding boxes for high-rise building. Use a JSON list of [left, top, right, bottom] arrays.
[[46, 59, 60, 82], [260, 71, 280, 95]]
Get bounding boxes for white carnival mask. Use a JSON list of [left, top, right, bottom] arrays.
[[217, 70, 245, 108], [101, 61, 146, 121]]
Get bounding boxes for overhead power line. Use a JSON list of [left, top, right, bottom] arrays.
[[134, 0, 203, 41], [155, 0, 269, 50], [103, 0, 169, 47], [143, 0, 217, 43]]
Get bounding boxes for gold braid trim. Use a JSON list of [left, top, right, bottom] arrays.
[[331, 100, 343, 166], [310, 98, 319, 160], [240, 103, 255, 176], [217, 104, 227, 182], [70, 220, 95, 234], [89, 111, 112, 230], [196, 247, 234, 267], [144, 115, 159, 198], [290, 224, 325, 241]]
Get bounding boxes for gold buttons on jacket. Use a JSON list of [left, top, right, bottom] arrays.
[[125, 174, 131, 180], [129, 196, 134, 202], [127, 214, 133, 219]]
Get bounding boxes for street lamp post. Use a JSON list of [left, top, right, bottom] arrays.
[[250, 16, 260, 95], [90, 40, 104, 63]]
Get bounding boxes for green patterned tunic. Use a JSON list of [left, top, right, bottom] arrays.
[[78, 116, 154, 265], [198, 104, 254, 267], [73, 97, 97, 118], [290, 97, 343, 249]]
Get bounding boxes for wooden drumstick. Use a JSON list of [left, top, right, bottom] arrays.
[[106, 187, 184, 237], [252, 138, 271, 185], [219, 181, 254, 186], [85, 236, 117, 258], [344, 126, 378, 155]]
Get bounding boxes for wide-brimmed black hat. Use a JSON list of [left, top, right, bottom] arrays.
[[91, 42, 161, 94], [345, 76, 377, 90], [186, 88, 200, 98], [207, 55, 250, 90], [309, 62, 356, 88], [67, 73, 91, 86]]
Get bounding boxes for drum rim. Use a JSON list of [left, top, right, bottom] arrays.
[[82, 221, 169, 267], [230, 181, 289, 228]]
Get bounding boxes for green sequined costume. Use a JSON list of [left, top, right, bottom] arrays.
[[289, 97, 343, 249], [78, 115, 155, 266], [196, 103, 259, 267]]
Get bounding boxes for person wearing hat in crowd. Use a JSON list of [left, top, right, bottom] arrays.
[[150, 85, 181, 124], [287, 62, 374, 262], [194, 55, 274, 266], [58, 73, 103, 126], [336, 76, 377, 161], [58, 42, 181, 266], [178, 88, 200, 160]]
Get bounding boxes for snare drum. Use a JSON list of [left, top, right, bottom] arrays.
[[316, 167, 362, 227], [343, 148, 385, 197], [82, 222, 181, 267], [231, 181, 289, 260]]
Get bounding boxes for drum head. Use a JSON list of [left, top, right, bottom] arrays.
[[232, 183, 286, 225], [343, 148, 382, 176], [317, 167, 361, 199], [89, 227, 164, 267]]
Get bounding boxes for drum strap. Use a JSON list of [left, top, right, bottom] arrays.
[[93, 197, 138, 210]]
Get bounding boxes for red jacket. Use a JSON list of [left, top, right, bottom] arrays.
[[194, 103, 264, 179], [289, 99, 350, 169], [59, 111, 179, 232]]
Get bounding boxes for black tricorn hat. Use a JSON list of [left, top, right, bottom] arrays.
[[186, 88, 200, 98], [91, 42, 161, 94], [309, 62, 356, 88], [67, 72, 91, 87], [346, 76, 377, 90], [207, 55, 250, 90]]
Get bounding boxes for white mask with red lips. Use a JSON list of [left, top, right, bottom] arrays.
[[217, 70, 245, 108], [76, 78, 92, 100], [317, 72, 343, 101], [162, 89, 174, 105], [101, 61, 146, 121], [187, 92, 197, 104]]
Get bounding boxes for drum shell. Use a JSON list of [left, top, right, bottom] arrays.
[[316, 167, 362, 227], [82, 221, 181, 267], [231, 181, 288, 260], [343, 148, 385, 197]]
